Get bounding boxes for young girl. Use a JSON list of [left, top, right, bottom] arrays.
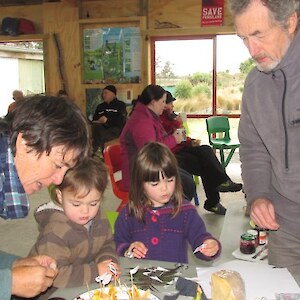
[[29, 157, 120, 298], [114, 142, 221, 264]]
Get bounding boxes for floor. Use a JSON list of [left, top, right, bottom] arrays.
[[0, 152, 246, 264]]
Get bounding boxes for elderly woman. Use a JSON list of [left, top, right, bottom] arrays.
[[0, 94, 90, 300]]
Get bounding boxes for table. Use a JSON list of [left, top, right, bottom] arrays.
[[215, 200, 249, 265], [215, 201, 300, 286], [50, 201, 300, 299], [49, 257, 197, 300]]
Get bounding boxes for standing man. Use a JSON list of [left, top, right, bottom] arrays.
[[92, 85, 127, 152], [229, 0, 300, 273]]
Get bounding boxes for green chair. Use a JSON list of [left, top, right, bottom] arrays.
[[206, 116, 240, 169], [105, 211, 119, 234]]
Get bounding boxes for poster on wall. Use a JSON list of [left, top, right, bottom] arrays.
[[83, 27, 141, 84], [201, 0, 224, 27]]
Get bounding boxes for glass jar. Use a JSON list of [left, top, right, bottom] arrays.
[[247, 229, 259, 247], [240, 233, 256, 254]]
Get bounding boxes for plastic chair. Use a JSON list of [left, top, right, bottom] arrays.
[[105, 211, 119, 234], [182, 118, 200, 206], [103, 143, 129, 212], [206, 116, 240, 169]]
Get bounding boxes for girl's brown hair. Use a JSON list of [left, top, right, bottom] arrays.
[[128, 142, 183, 221], [52, 157, 108, 204]]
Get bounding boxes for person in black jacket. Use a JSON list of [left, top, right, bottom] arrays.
[[92, 85, 127, 152]]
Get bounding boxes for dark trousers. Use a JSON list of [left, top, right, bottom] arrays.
[[92, 123, 121, 152], [178, 167, 196, 201], [175, 145, 229, 207]]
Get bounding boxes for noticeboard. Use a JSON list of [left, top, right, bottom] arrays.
[[83, 27, 141, 84]]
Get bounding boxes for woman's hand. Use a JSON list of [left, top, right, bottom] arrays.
[[125, 241, 148, 259], [11, 256, 58, 298], [175, 114, 183, 123]]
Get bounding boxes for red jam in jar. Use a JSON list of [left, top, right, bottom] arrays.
[[240, 233, 256, 254], [247, 229, 259, 247]]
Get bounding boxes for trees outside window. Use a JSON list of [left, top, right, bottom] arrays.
[[154, 35, 251, 116]]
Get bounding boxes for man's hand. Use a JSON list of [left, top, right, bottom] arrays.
[[11, 255, 58, 298], [98, 116, 108, 124], [250, 198, 280, 230]]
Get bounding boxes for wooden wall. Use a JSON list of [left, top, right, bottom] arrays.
[[0, 0, 235, 112]]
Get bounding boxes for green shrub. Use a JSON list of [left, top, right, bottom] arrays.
[[188, 72, 212, 86], [174, 80, 192, 99], [192, 83, 211, 98]]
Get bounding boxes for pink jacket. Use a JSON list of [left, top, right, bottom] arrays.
[[120, 102, 177, 191]]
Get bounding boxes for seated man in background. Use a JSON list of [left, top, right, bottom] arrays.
[[7, 89, 25, 114], [92, 85, 127, 153]]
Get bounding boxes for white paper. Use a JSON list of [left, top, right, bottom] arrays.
[[196, 260, 300, 299], [232, 244, 268, 264]]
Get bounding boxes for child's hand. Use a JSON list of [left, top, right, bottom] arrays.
[[173, 130, 185, 144], [176, 115, 183, 123], [126, 241, 148, 259], [195, 239, 219, 257], [97, 259, 121, 278]]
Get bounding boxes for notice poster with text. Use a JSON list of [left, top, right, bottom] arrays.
[[201, 0, 224, 27]]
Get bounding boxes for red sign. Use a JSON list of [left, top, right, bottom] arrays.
[[201, 0, 224, 27]]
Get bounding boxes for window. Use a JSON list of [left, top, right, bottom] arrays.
[[216, 35, 251, 115], [152, 34, 251, 142], [154, 37, 214, 115], [153, 34, 250, 116], [0, 41, 44, 117]]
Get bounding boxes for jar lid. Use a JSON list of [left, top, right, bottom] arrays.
[[241, 233, 256, 240], [247, 229, 258, 236]]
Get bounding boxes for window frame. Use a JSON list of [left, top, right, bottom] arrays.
[[150, 34, 243, 120]]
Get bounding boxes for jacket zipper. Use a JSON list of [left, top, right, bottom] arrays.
[[279, 69, 289, 170]]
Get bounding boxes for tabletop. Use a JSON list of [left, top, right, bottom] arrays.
[[215, 200, 300, 286], [49, 201, 300, 299], [49, 257, 197, 300]]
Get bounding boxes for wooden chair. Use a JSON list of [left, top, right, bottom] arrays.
[[206, 116, 240, 169], [103, 143, 129, 212]]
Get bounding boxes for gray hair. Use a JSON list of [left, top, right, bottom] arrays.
[[3, 94, 91, 165], [229, 0, 299, 30]]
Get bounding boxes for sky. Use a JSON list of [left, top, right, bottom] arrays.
[[155, 34, 251, 76]]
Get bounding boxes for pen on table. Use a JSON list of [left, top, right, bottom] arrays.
[[252, 244, 268, 259]]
